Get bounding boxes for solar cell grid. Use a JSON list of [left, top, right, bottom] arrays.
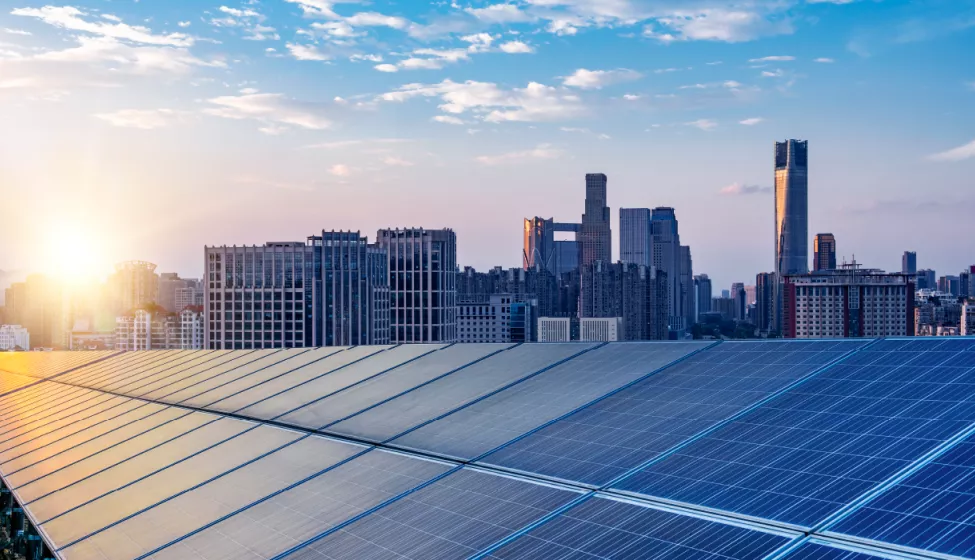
[[0, 382, 93, 422], [277, 468, 581, 560], [482, 340, 864, 487], [55, 352, 162, 387], [483, 496, 792, 560], [137, 349, 282, 402], [98, 351, 222, 394], [143, 450, 454, 560], [781, 541, 897, 560], [59, 435, 366, 560], [121, 351, 258, 399], [150, 349, 305, 405], [829, 431, 975, 558], [63, 351, 185, 388], [0, 391, 120, 444], [613, 338, 975, 529], [390, 342, 712, 460], [0, 372, 41, 396]]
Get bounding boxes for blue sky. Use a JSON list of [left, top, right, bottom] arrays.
[[0, 0, 972, 290]]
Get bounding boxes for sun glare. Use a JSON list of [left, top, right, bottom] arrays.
[[40, 221, 112, 285]]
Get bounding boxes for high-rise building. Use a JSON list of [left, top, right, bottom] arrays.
[[580, 173, 611, 268], [694, 274, 712, 319], [580, 261, 668, 340], [108, 261, 159, 315], [458, 294, 514, 343], [783, 263, 915, 339], [523, 218, 580, 275], [961, 269, 973, 299], [917, 269, 936, 290], [457, 266, 558, 319], [552, 240, 579, 276], [902, 251, 917, 275], [619, 208, 652, 267], [2, 274, 65, 348], [774, 139, 809, 333], [650, 207, 683, 330], [813, 233, 836, 271], [756, 272, 776, 334], [680, 245, 694, 330], [313, 231, 390, 346], [378, 228, 457, 343], [731, 282, 747, 322], [962, 301, 975, 336], [938, 275, 960, 296]]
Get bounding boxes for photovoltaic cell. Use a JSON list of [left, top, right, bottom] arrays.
[[59, 435, 365, 560], [0, 391, 121, 445], [122, 351, 260, 399], [64, 351, 190, 390], [0, 371, 41, 396], [143, 450, 454, 560], [276, 344, 510, 431], [829, 431, 975, 558], [151, 350, 305, 405], [278, 468, 581, 560], [485, 496, 792, 560], [782, 541, 893, 560], [0, 351, 113, 380], [233, 344, 446, 422], [40, 423, 302, 549], [137, 350, 282, 402], [391, 342, 712, 460], [482, 340, 864, 486], [98, 351, 222, 394], [60, 351, 182, 388], [613, 338, 975, 528]]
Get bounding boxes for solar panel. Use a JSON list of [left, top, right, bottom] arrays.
[[67, 351, 197, 391], [828, 430, 975, 558], [0, 391, 122, 445], [780, 541, 895, 560], [275, 343, 512, 431], [483, 495, 792, 560], [150, 349, 306, 405], [138, 349, 282, 402], [54, 352, 159, 387], [328, 343, 595, 443], [60, 435, 366, 560], [390, 342, 712, 460], [0, 371, 42, 396], [277, 468, 582, 560], [613, 338, 975, 528], [122, 351, 262, 399], [99, 351, 224, 394], [139, 450, 453, 560], [481, 340, 864, 486], [233, 344, 449, 422]]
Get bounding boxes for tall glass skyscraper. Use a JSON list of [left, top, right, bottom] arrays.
[[619, 208, 652, 267], [774, 140, 809, 277], [580, 173, 611, 268]]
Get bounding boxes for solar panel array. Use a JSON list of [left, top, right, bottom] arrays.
[[0, 338, 974, 560]]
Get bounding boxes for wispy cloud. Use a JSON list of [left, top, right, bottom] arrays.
[[432, 115, 464, 125], [2, 28, 32, 36], [205, 93, 334, 132], [686, 119, 718, 131], [739, 117, 764, 125], [814, 57, 835, 63], [927, 139, 975, 162], [749, 55, 795, 62], [720, 182, 771, 195], [476, 144, 561, 165], [12, 6, 192, 46], [499, 40, 534, 54], [465, 4, 535, 23], [644, 9, 794, 43], [329, 163, 351, 176], [94, 108, 189, 129], [562, 68, 641, 89], [286, 43, 330, 61]]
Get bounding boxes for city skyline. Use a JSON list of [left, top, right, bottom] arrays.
[[0, 0, 973, 291]]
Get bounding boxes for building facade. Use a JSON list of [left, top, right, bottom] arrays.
[[523, 217, 580, 275], [756, 272, 776, 334], [458, 294, 513, 343], [680, 245, 694, 330], [108, 261, 159, 315], [116, 310, 180, 351], [0, 325, 29, 351], [902, 251, 917, 275], [774, 140, 809, 333], [2, 274, 65, 349], [916, 269, 937, 291], [650, 207, 684, 331], [378, 228, 457, 344], [579, 173, 612, 269], [962, 301, 975, 336], [619, 208, 652, 267], [581, 261, 669, 340], [175, 280, 204, 312], [538, 317, 572, 342], [580, 317, 621, 342], [783, 265, 915, 339], [813, 233, 837, 271], [731, 283, 747, 322], [694, 274, 713, 319]]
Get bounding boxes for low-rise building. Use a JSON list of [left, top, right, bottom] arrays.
[[538, 317, 573, 342], [580, 317, 621, 342], [117, 308, 204, 350], [963, 301, 975, 336], [0, 325, 29, 351]]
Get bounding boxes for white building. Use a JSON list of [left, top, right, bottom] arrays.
[[538, 317, 572, 342], [117, 309, 202, 350], [963, 301, 975, 336], [0, 325, 29, 351], [458, 295, 513, 343], [580, 317, 621, 342]]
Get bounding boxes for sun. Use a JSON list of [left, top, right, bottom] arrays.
[[39, 221, 113, 285]]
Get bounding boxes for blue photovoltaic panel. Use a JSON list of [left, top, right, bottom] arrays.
[[390, 342, 711, 460], [485, 496, 792, 560], [482, 340, 864, 486], [782, 541, 893, 560], [614, 338, 975, 528], [830, 431, 975, 558], [278, 468, 581, 560]]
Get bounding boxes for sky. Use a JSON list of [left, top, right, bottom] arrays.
[[0, 0, 973, 291]]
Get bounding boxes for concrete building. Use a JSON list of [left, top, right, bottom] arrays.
[[0, 325, 29, 351], [378, 228, 457, 343], [580, 317, 621, 342], [813, 233, 837, 271], [580, 261, 669, 341], [694, 274, 713, 320], [116, 310, 180, 351], [157, 273, 201, 313], [774, 139, 809, 332], [902, 251, 917, 275], [711, 297, 736, 321], [579, 173, 611, 269], [783, 263, 914, 339], [553, 241, 580, 276], [314, 231, 390, 346], [938, 276, 961, 296], [2, 274, 65, 349], [732, 283, 747, 322], [619, 208, 652, 267], [108, 261, 159, 315], [962, 269, 973, 299], [650, 207, 683, 331], [458, 295, 513, 343], [175, 280, 204, 312], [962, 301, 975, 336], [180, 308, 204, 350], [538, 317, 572, 342], [756, 272, 777, 334], [680, 245, 694, 332], [523, 218, 580, 275], [917, 269, 936, 290]]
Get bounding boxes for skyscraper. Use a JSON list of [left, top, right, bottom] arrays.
[[813, 233, 836, 271], [774, 140, 809, 278], [680, 245, 694, 329], [916, 269, 936, 291], [731, 282, 746, 322], [523, 217, 580, 275], [580, 173, 611, 268], [108, 261, 159, 315], [378, 228, 457, 343], [650, 207, 682, 330], [902, 251, 917, 275], [694, 274, 712, 318], [619, 208, 652, 267], [756, 272, 776, 334]]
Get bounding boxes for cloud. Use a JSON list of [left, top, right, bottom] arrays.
[[374, 63, 398, 72], [476, 144, 561, 165], [2, 28, 32, 36], [350, 53, 383, 62], [761, 69, 785, 77], [432, 115, 464, 125], [499, 40, 534, 53], [380, 79, 586, 123], [562, 68, 641, 89], [686, 119, 718, 131], [345, 12, 410, 30], [205, 93, 334, 131], [739, 117, 764, 125], [623, 93, 641, 100], [329, 164, 350, 176], [178, 21, 191, 28], [465, 4, 535, 23], [814, 57, 835, 63], [12, 6, 193, 46], [749, 55, 795, 62], [284, 0, 341, 18], [383, 156, 413, 166], [644, 9, 793, 43], [27, 36, 224, 75], [94, 108, 188, 129], [927, 139, 975, 162], [720, 182, 771, 195], [461, 33, 494, 52], [287, 43, 330, 61]]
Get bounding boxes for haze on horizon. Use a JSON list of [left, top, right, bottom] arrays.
[[0, 0, 973, 290]]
